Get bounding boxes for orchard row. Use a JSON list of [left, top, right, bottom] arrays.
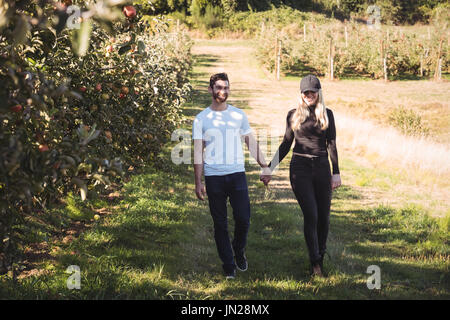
[[0, 1, 192, 274], [256, 22, 449, 79]]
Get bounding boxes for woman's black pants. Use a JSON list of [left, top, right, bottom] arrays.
[[289, 154, 332, 266]]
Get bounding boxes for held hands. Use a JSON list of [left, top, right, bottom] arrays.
[[331, 174, 341, 190], [260, 166, 272, 186]]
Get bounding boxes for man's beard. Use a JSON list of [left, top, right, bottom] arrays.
[[213, 92, 228, 103]]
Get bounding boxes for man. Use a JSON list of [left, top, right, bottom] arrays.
[[193, 73, 271, 279]]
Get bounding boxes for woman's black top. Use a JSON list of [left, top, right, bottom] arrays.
[[269, 107, 340, 174]]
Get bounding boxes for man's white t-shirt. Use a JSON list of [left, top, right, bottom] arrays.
[[192, 104, 252, 176]]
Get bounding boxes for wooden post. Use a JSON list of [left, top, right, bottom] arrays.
[[275, 37, 278, 79], [381, 38, 387, 81], [329, 37, 334, 80], [331, 57, 334, 80], [420, 56, 423, 77], [276, 39, 282, 81], [345, 25, 348, 47], [304, 23, 306, 42], [435, 38, 443, 81]]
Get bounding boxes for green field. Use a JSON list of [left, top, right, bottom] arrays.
[[1, 149, 448, 299]]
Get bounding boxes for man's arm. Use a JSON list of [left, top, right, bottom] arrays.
[[193, 139, 206, 200], [244, 133, 271, 185], [244, 133, 268, 167]]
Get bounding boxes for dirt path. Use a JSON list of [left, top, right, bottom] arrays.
[[191, 39, 450, 217], [192, 40, 298, 131]]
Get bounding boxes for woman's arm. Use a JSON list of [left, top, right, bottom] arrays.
[[326, 109, 341, 189], [268, 110, 295, 171]]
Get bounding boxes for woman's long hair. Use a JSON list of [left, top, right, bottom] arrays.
[[291, 89, 329, 131]]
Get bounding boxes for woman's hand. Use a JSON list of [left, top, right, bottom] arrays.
[[260, 167, 272, 186], [331, 174, 341, 190]]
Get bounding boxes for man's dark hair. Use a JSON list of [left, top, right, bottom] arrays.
[[209, 73, 229, 89]]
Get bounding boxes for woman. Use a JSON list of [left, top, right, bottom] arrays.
[[264, 74, 341, 277]]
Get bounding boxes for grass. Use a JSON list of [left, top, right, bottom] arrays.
[[1, 152, 448, 299]]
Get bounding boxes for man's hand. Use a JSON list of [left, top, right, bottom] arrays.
[[260, 175, 271, 186], [260, 167, 272, 186], [331, 174, 341, 190], [195, 182, 206, 201]]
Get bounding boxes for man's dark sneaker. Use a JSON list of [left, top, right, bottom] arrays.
[[225, 269, 236, 280], [235, 251, 248, 272]]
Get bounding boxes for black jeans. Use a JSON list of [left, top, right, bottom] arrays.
[[205, 172, 251, 274], [289, 155, 332, 266]]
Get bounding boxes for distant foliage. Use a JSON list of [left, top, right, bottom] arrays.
[[136, 0, 449, 24], [388, 107, 430, 137]]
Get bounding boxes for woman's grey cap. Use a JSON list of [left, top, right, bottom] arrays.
[[300, 75, 321, 93]]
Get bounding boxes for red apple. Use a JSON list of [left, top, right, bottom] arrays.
[[123, 6, 136, 18], [54, 2, 67, 11], [39, 144, 49, 152], [11, 104, 22, 112], [95, 83, 102, 91]]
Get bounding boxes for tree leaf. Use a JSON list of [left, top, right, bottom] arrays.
[[13, 15, 30, 46], [72, 177, 87, 201], [118, 44, 131, 55], [138, 40, 146, 54], [92, 173, 111, 186]]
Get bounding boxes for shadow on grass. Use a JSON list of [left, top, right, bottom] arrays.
[[242, 165, 449, 298], [3, 152, 447, 299], [195, 54, 220, 69]]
